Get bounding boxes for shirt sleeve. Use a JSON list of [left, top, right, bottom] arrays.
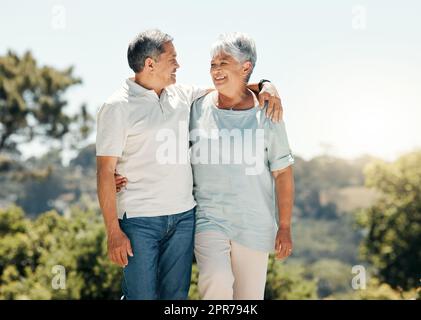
[[266, 120, 295, 171], [175, 84, 209, 106], [96, 103, 127, 157]]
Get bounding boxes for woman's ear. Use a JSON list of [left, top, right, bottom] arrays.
[[242, 61, 253, 77]]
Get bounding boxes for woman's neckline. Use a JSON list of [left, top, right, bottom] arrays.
[[211, 90, 259, 113]]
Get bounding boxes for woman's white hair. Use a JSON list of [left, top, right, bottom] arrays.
[[210, 32, 257, 82]]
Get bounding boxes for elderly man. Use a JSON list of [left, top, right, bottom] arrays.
[[96, 29, 283, 300]]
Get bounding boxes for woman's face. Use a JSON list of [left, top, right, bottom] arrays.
[[210, 52, 251, 91]]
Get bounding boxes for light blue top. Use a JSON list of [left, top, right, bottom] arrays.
[[189, 91, 294, 252]]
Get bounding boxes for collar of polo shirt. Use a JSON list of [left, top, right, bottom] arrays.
[[126, 78, 171, 98]]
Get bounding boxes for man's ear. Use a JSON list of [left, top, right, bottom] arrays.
[[144, 57, 155, 71]]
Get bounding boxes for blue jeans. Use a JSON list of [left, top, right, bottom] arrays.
[[119, 207, 195, 300]]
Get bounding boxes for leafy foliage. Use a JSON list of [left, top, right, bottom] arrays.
[[357, 151, 421, 290], [0, 50, 93, 155], [0, 205, 121, 299]]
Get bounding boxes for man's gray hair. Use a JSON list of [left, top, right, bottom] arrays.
[[127, 29, 173, 73], [210, 32, 257, 82]]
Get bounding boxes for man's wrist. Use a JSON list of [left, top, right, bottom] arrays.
[[106, 221, 121, 235]]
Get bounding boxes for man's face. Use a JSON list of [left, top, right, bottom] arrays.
[[153, 41, 180, 87]]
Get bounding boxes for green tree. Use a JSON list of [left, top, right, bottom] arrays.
[[264, 257, 318, 300], [305, 259, 353, 298], [0, 205, 121, 299], [357, 151, 421, 290], [0, 50, 92, 154], [328, 278, 419, 300]]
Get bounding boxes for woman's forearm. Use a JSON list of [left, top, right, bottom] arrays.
[[274, 166, 295, 228]]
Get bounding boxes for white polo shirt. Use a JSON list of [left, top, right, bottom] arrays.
[[96, 78, 207, 218]]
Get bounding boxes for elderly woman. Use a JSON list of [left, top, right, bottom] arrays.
[[189, 33, 295, 300]]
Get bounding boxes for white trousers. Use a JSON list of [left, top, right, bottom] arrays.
[[194, 231, 269, 300]]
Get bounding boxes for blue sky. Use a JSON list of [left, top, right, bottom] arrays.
[[1, 0, 421, 161]]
